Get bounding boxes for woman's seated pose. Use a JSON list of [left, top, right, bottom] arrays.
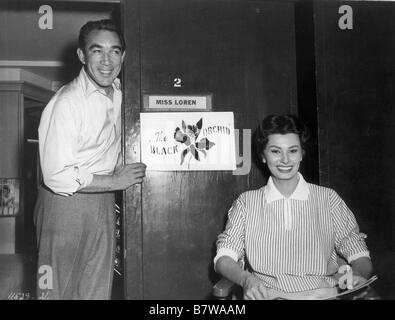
[[214, 114, 373, 300]]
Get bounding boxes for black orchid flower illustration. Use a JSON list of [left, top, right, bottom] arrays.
[[174, 118, 215, 166]]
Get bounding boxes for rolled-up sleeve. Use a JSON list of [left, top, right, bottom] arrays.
[[214, 194, 247, 268], [330, 190, 370, 263], [39, 98, 92, 196]]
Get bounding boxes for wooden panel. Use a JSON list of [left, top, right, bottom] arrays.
[[0, 91, 20, 177], [20, 104, 44, 253], [140, 0, 297, 114], [123, 0, 144, 300], [315, 0, 395, 299], [0, 90, 19, 255], [0, 218, 15, 253], [124, 0, 297, 299]]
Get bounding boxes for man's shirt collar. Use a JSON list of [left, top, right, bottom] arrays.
[[79, 67, 121, 97], [264, 172, 309, 203]]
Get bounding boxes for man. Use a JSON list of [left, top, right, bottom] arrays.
[[34, 19, 146, 300]]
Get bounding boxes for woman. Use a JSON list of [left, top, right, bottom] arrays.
[[214, 114, 373, 300]]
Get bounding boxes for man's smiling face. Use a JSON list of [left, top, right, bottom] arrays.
[[77, 29, 125, 92]]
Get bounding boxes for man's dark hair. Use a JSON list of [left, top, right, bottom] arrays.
[[78, 19, 125, 52]]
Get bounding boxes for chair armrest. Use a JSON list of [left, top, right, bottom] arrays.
[[350, 285, 381, 300], [212, 278, 237, 299]]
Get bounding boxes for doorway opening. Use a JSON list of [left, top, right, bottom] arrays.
[[0, 0, 124, 300]]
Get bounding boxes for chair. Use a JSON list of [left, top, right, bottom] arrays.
[[212, 258, 381, 300], [212, 277, 380, 300]]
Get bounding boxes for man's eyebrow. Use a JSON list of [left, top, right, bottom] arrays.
[[87, 44, 122, 51], [88, 44, 103, 50]]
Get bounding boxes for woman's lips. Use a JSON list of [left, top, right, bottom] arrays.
[[277, 166, 293, 173]]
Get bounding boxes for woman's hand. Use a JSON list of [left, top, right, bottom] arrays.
[[350, 274, 367, 287], [242, 273, 270, 300], [334, 267, 368, 289]]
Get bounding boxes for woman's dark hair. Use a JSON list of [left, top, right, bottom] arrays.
[[78, 19, 126, 52], [253, 114, 309, 161]]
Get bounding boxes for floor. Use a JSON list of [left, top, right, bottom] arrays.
[[0, 254, 36, 300]]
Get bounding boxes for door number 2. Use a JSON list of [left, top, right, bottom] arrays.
[[174, 78, 182, 87]]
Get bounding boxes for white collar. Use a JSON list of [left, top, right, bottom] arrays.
[[264, 173, 309, 203], [79, 67, 121, 97]]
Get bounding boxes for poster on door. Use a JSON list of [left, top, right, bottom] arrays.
[[140, 112, 236, 171]]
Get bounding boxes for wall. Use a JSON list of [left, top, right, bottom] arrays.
[[0, 0, 115, 84], [315, 0, 395, 298], [0, 89, 20, 254]]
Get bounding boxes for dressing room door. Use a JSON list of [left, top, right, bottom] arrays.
[[123, 0, 298, 299]]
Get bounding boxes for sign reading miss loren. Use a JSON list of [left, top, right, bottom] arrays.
[[140, 112, 236, 171], [144, 95, 212, 110]]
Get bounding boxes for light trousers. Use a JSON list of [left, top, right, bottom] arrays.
[[34, 186, 115, 300]]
